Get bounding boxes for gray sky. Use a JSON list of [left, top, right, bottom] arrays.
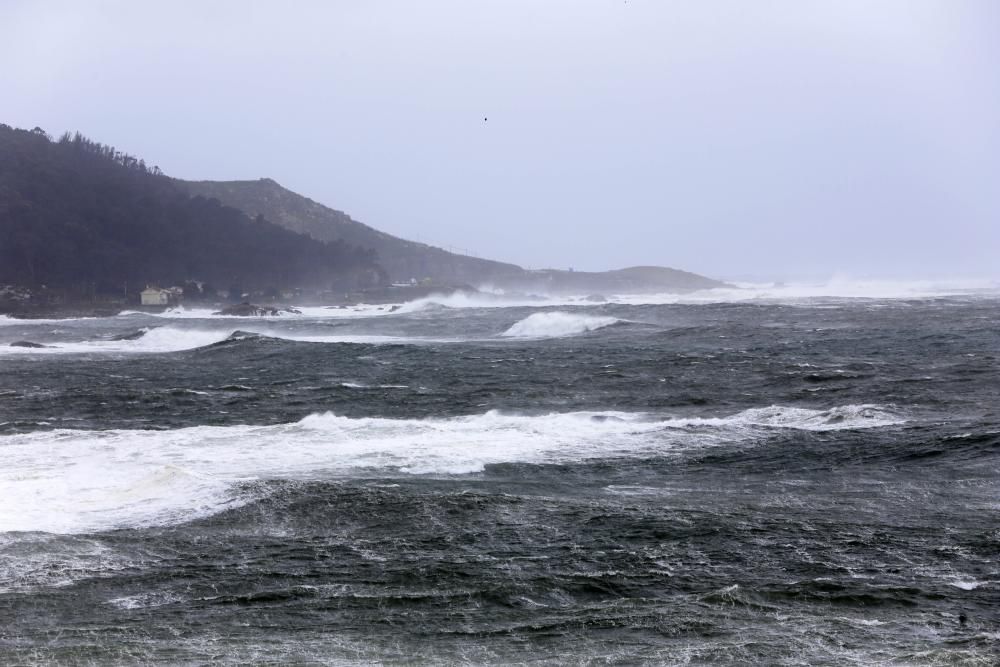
[[3, 1, 998, 280]]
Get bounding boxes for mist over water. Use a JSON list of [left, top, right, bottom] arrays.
[[1, 284, 998, 663], [3, 0, 999, 660]]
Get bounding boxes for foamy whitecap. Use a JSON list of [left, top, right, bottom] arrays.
[[0, 314, 100, 326], [120, 307, 219, 319], [0, 404, 903, 534], [586, 278, 1000, 306], [291, 304, 399, 318], [394, 279, 1000, 310], [398, 291, 551, 312], [501, 312, 621, 338], [119, 304, 399, 320], [0, 327, 450, 356], [687, 404, 904, 431], [0, 327, 234, 355]]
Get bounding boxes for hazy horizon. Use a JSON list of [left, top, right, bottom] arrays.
[[3, 1, 998, 281]]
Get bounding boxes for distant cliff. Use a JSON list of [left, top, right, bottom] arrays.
[[0, 125, 384, 296], [0, 121, 727, 300], [177, 177, 728, 293], [177, 178, 523, 285], [501, 266, 726, 295]]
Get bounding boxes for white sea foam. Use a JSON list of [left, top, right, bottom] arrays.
[[0, 404, 902, 534], [119, 303, 398, 320], [0, 314, 100, 326], [687, 404, 904, 431], [949, 579, 992, 591], [0, 326, 234, 355], [292, 304, 400, 318], [501, 312, 621, 338], [394, 278, 1000, 310], [275, 333, 448, 345], [119, 307, 219, 319], [0, 326, 449, 355], [600, 278, 1000, 305], [398, 291, 550, 312]]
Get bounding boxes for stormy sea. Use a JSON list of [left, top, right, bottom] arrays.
[[1, 283, 997, 665]]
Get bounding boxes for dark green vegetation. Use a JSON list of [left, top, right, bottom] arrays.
[[179, 177, 524, 284], [0, 125, 384, 298], [1, 122, 725, 305]]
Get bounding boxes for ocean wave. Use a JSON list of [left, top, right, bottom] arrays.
[[121, 304, 397, 320], [0, 533, 138, 594], [397, 291, 550, 312], [0, 404, 903, 534], [0, 326, 234, 355], [684, 404, 904, 431], [119, 307, 219, 319], [392, 279, 1000, 311], [604, 278, 1000, 305], [501, 312, 622, 338], [0, 326, 449, 355], [0, 314, 100, 326]]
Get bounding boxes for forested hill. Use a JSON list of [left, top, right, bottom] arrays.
[[177, 179, 728, 293], [0, 125, 385, 295], [177, 178, 524, 284]]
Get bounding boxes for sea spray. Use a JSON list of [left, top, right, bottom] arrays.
[[501, 311, 622, 338]]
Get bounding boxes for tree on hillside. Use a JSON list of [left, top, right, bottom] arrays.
[[0, 125, 387, 295]]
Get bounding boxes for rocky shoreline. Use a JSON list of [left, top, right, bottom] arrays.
[[0, 283, 481, 319]]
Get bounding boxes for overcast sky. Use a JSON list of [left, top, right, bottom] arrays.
[[3, 1, 998, 280]]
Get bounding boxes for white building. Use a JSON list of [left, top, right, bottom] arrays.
[[140, 287, 171, 306]]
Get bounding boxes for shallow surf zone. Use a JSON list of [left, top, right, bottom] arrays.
[[117, 307, 220, 319], [0, 404, 903, 535], [116, 303, 398, 320], [501, 311, 622, 338]]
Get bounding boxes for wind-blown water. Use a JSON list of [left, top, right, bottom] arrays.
[[1, 284, 997, 664]]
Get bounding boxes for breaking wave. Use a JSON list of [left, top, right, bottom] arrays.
[[398, 291, 550, 312], [120, 303, 397, 319], [0, 405, 903, 534], [119, 307, 219, 319], [1, 327, 453, 355], [1, 327, 234, 355], [0, 314, 99, 326], [501, 312, 622, 338], [1, 327, 238, 355], [606, 278, 1000, 305], [387, 278, 1000, 311], [685, 404, 903, 431]]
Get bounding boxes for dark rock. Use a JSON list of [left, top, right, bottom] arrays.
[[10, 340, 50, 348], [226, 331, 266, 342], [214, 302, 301, 317], [109, 328, 152, 341]]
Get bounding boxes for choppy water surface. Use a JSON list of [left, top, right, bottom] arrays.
[[1, 286, 998, 664]]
